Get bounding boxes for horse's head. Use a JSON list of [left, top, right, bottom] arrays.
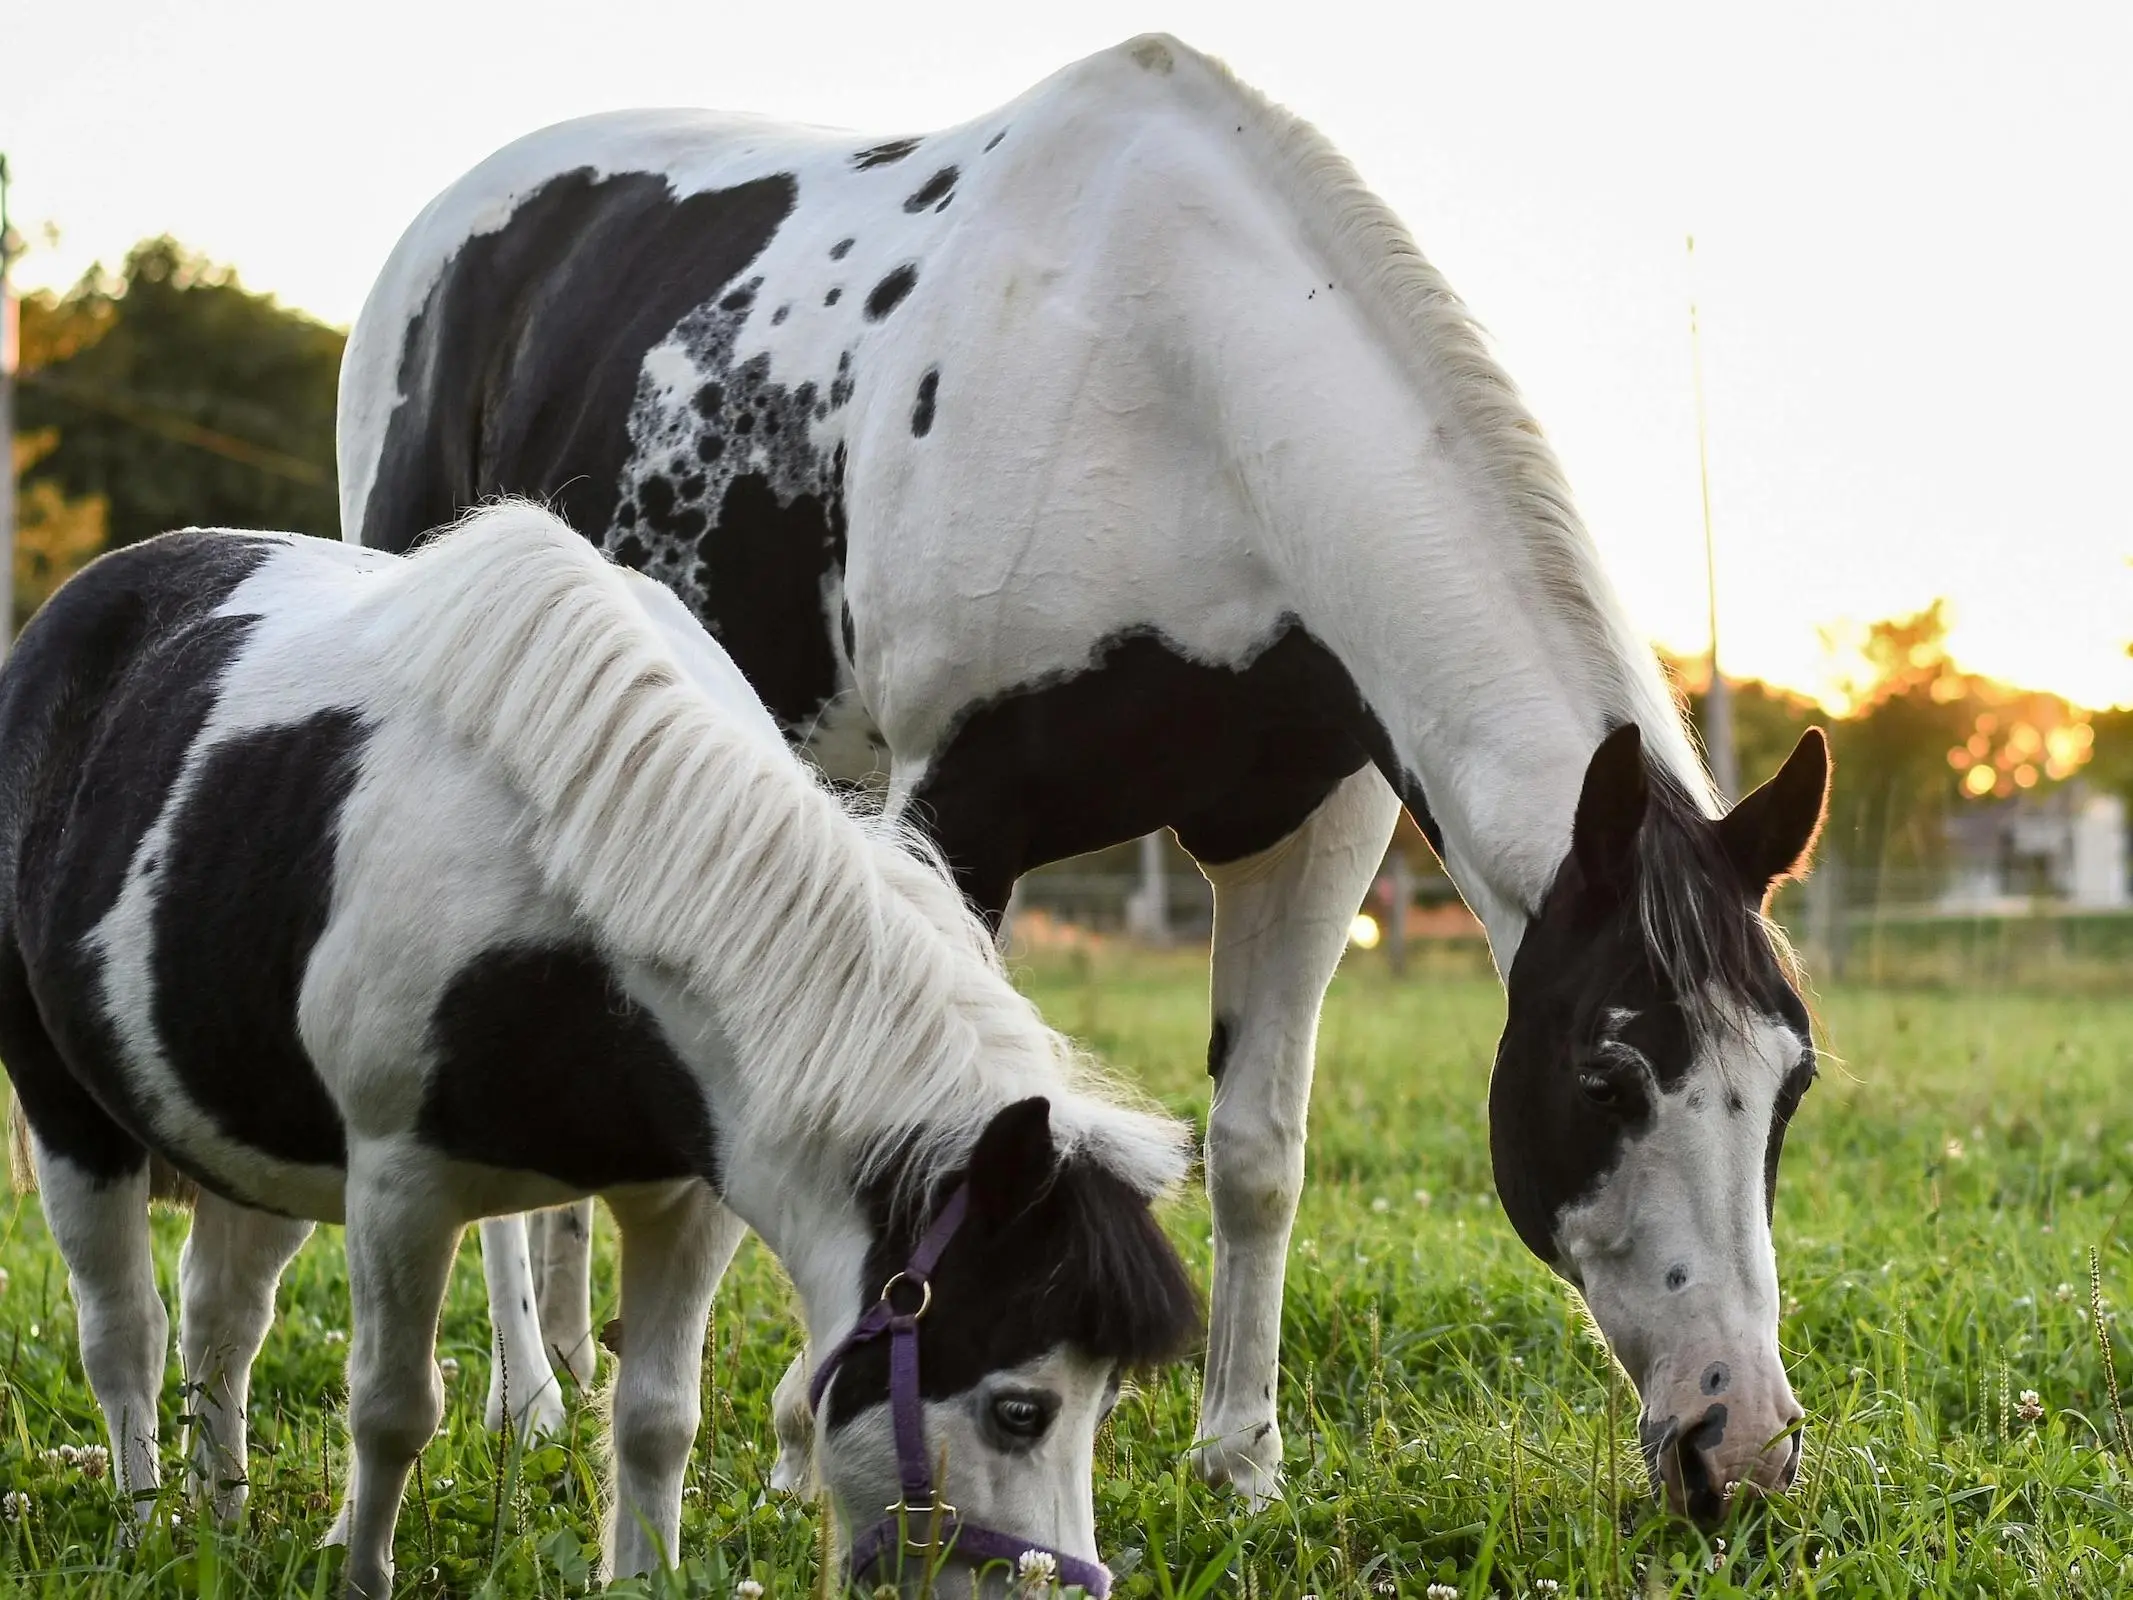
[[1490, 722, 1829, 1525], [810, 1097, 1198, 1596]]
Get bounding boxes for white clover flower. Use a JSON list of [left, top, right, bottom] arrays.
[[1371, 1196, 1391, 1214], [734, 1582, 766, 1599], [1427, 1585, 1459, 1599], [2017, 1389, 2045, 1424], [1533, 1582, 1562, 1596], [1016, 1549, 1059, 1592], [323, 1329, 347, 1345], [75, 1445, 109, 1481], [438, 1356, 460, 1379], [2056, 1283, 2075, 1302], [2, 1490, 30, 1521], [0, 1265, 9, 1292]]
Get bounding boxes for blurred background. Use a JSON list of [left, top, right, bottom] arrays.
[[3, 0, 2128, 991]]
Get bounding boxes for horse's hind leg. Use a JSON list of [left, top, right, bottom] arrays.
[[600, 1183, 745, 1579], [1184, 765, 1401, 1505], [33, 1139, 169, 1519], [477, 1215, 566, 1440], [337, 1151, 460, 1599], [179, 1192, 313, 1522], [528, 1201, 598, 1388]]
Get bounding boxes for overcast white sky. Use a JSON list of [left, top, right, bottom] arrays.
[[5, 1, 2129, 706]]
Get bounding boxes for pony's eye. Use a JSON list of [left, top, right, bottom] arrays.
[[989, 1392, 1055, 1441]]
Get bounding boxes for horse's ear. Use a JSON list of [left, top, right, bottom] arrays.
[[967, 1097, 1058, 1225], [1718, 728, 1830, 896], [1572, 724, 1649, 896]]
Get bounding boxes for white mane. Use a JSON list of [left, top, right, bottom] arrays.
[[371, 501, 1188, 1200], [1157, 36, 1717, 812]]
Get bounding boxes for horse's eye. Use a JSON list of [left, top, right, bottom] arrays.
[[989, 1392, 1055, 1441], [1576, 1064, 1644, 1115]]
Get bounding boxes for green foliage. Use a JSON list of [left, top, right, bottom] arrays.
[[15, 238, 343, 553], [2, 951, 2127, 1595]]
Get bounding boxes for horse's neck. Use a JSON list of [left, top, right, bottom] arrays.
[[1135, 125, 1708, 957]]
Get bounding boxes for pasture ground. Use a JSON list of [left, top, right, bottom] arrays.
[[1, 947, 2128, 1597]]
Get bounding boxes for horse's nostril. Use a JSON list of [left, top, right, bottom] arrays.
[[1780, 1421, 1807, 1486], [1672, 1404, 1730, 1526]]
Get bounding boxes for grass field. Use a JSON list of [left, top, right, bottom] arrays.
[[2, 947, 2129, 1597]]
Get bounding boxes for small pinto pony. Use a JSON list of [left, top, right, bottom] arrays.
[[0, 504, 1196, 1597]]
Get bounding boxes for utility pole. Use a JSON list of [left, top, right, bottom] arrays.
[[1687, 234, 1737, 804], [0, 154, 17, 661]]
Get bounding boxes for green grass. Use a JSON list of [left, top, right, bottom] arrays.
[[2, 949, 2130, 1596]]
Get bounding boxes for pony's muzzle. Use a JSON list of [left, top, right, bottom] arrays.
[[1642, 1395, 1804, 1526]]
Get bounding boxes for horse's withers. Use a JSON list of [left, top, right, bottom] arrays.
[[1490, 724, 1827, 1523]]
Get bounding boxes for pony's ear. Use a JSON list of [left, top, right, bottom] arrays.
[[1718, 728, 1830, 896], [966, 1097, 1058, 1226], [1572, 724, 1649, 897]]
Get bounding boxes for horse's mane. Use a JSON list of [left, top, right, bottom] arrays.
[[1152, 36, 1717, 814], [372, 501, 1188, 1206]]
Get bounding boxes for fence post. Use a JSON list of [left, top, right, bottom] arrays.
[[1385, 851, 1413, 977], [1125, 830, 1170, 945]]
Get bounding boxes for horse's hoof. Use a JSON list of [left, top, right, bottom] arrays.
[[1189, 1422, 1285, 1509]]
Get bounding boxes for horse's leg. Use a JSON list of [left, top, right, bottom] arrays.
[[477, 1214, 566, 1439], [528, 1201, 598, 1389], [767, 1346, 814, 1492], [1186, 765, 1401, 1503], [178, 1192, 313, 1522], [337, 1154, 460, 1599], [34, 1140, 168, 1520], [600, 1183, 744, 1579]]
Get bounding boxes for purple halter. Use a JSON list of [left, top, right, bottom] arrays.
[[806, 1183, 1113, 1597]]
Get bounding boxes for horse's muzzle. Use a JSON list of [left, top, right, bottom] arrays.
[[1641, 1390, 1804, 1526]]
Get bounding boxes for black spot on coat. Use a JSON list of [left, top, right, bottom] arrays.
[[902, 167, 958, 213], [852, 138, 920, 170], [864, 265, 918, 322], [910, 368, 939, 437]]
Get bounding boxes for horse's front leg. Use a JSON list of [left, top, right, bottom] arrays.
[[336, 1152, 461, 1599], [600, 1183, 746, 1579], [1186, 765, 1401, 1504]]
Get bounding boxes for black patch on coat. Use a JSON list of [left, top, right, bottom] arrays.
[[823, 1102, 1198, 1427], [910, 368, 939, 437], [983, 130, 1006, 153], [824, 286, 842, 306], [148, 709, 365, 1172], [0, 532, 279, 1184], [852, 139, 920, 170], [863, 264, 918, 322], [359, 167, 795, 555], [419, 945, 717, 1191], [830, 237, 855, 260], [902, 167, 958, 213], [1205, 1017, 1233, 1083], [908, 620, 1419, 920]]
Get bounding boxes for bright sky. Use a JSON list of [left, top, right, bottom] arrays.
[[6, 1, 2129, 707]]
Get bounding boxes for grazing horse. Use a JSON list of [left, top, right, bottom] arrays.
[[339, 34, 1830, 1517], [0, 506, 1197, 1596]]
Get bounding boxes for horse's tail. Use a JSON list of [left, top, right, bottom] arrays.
[[7, 1095, 33, 1195]]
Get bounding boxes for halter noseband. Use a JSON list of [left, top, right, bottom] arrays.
[[806, 1183, 1113, 1597]]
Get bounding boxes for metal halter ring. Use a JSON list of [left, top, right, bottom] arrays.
[[879, 1270, 932, 1320]]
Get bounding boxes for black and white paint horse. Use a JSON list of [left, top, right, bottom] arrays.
[[0, 506, 1196, 1596], [340, 35, 1830, 1518]]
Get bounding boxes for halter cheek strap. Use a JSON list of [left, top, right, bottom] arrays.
[[806, 1184, 1113, 1597]]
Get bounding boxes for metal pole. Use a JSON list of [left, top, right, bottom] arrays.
[[1687, 235, 1737, 805], [0, 154, 16, 659]]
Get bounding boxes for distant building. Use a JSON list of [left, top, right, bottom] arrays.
[[1941, 783, 2129, 912]]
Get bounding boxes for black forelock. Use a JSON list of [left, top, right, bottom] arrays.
[[827, 1147, 1199, 1425], [1623, 759, 1802, 1038]]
